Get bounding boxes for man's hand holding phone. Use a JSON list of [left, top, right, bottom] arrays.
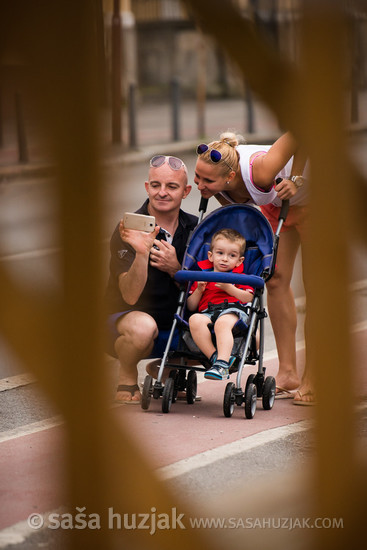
[[119, 218, 160, 256]]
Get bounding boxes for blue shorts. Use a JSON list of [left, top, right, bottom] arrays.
[[201, 306, 249, 326], [106, 311, 179, 359]]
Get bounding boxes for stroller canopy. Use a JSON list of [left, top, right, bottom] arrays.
[[182, 204, 275, 278]]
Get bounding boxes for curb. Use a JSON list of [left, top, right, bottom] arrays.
[[0, 132, 282, 182], [1, 124, 366, 182]]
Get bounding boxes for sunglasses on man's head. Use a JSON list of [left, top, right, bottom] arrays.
[[150, 155, 185, 171], [196, 143, 233, 171]]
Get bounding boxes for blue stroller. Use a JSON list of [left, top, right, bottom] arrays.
[[141, 198, 289, 419]]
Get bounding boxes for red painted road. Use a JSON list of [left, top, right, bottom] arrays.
[[0, 329, 366, 531]]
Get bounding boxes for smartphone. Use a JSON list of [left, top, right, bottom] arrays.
[[123, 212, 156, 232]]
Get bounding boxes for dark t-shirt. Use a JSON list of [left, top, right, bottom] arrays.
[[104, 200, 198, 330]]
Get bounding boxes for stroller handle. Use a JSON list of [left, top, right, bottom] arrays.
[[265, 184, 291, 282], [275, 178, 289, 222], [279, 198, 289, 221], [197, 197, 209, 224], [199, 197, 209, 213]]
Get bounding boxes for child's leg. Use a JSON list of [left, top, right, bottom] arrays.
[[189, 313, 216, 359], [213, 313, 238, 362], [204, 313, 239, 382]]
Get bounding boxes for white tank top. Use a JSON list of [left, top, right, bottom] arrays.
[[220, 144, 308, 207]]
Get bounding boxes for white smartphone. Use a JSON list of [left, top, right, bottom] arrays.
[[123, 212, 156, 232]]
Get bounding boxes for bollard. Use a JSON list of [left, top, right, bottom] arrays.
[[15, 92, 28, 163], [111, 0, 122, 143], [128, 82, 137, 149], [196, 32, 207, 138], [171, 78, 180, 142], [245, 85, 254, 134]]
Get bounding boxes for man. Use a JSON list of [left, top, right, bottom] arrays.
[[105, 155, 198, 403]]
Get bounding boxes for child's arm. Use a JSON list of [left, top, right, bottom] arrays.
[[215, 282, 254, 304], [187, 282, 207, 311]]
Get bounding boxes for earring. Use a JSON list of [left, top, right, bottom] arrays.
[[226, 181, 230, 185]]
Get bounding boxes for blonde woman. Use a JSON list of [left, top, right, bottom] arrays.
[[194, 132, 313, 405]]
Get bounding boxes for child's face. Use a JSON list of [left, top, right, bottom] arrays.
[[208, 237, 244, 272]]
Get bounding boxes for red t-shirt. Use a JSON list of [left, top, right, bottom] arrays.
[[189, 260, 254, 312]]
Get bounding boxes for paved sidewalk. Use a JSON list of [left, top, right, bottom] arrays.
[[0, 328, 366, 546]]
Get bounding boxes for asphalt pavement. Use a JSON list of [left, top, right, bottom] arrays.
[[1, 95, 367, 549]]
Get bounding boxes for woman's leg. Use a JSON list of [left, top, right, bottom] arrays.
[[266, 228, 301, 391], [293, 227, 314, 404]]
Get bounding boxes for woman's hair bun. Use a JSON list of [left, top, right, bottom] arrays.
[[219, 130, 246, 146]]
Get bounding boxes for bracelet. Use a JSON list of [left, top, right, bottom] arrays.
[[290, 175, 305, 188]]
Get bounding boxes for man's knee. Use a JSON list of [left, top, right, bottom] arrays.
[[117, 312, 158, 348]]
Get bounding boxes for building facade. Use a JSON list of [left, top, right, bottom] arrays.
[[102, 0, 367, 100]]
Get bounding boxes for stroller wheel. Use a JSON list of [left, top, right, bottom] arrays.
[[262, 376, 276, 410], [244, 383, 257, 419], [169, 370, 178, 403], [141, 375, 153, 410], [186, 370, 197, 404], [245, 373, 256, 395], [223, 382, 236, 417], [162, 377, 174, 413]]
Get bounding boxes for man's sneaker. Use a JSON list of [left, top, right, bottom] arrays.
[[204, 360, 230, 381]]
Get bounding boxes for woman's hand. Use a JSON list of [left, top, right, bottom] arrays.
[[274, 178, 298, 200]]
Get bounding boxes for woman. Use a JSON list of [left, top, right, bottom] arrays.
[[194, 131, 313, 405]]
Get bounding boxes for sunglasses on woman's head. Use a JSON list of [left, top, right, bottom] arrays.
[[150, 155, 185, 171], [196, 144, 233, 171]]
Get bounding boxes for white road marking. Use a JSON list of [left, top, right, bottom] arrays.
[[156, 419, 314, 480], [0, 417, 63, 444], [157, 400, 367, 482], [0, 508, 65, 548], [0, 373, 36, 392], [0, 238, 110, 263], [0, 519, 36, 547], [0, 248, 60, 262]]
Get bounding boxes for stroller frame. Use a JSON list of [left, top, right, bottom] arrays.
[[141, 197, 289, 418]]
